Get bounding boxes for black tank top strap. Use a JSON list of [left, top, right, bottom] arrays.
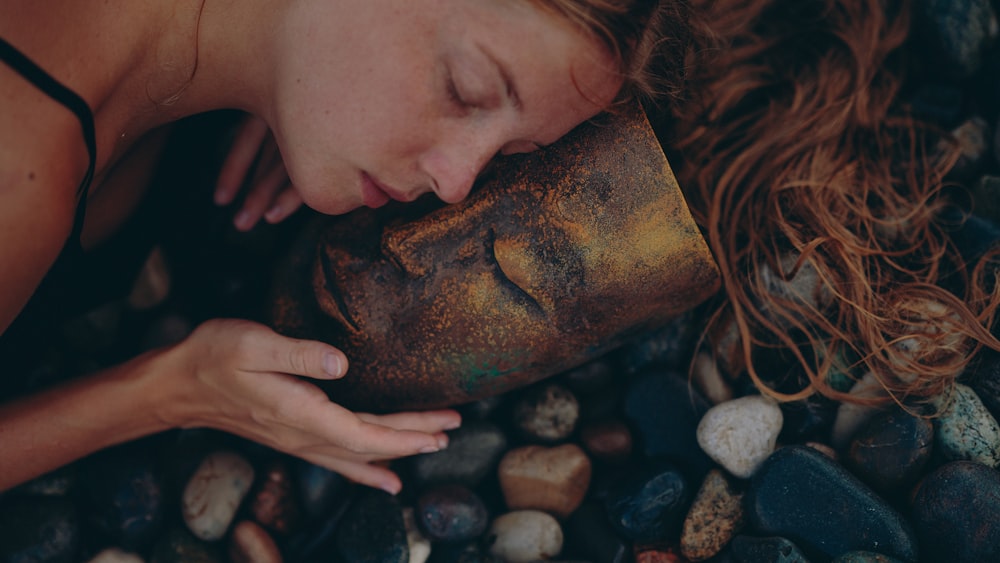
[[0, 35, 95, 247]]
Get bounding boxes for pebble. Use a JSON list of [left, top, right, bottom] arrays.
[[624, 369, 713, 475], [845, 408, 934, 495], [831, 552, 905, 563], [579, 418, 633, 464], [697, 394, 783, 478], [228, 520, 283, 563], [729, 535, 810, 562], [416, 484, 489, 543], [79, 447, 165, 551], [486, 510, 563, 563], [756, 251, 831, 328], [405, 421, 508, 489], [912, 0, 998, 79], [614, 311, 700, 375], [933, 382, 1000, 467], [562, 501, 630, 563], [512, 383, 580, 442], [181, 450, 255, 541], [911, 461, 1000, 562], [87, 548, 146, 563], [691, 351, 733, 405], [559, 358, 616, 395], [250, 459, 300, 535], [293, 460, 349, 520], [745, 445, 917, 561], [498, 444, 592, 518], [603, 459, 691, 544], [128, 246, 172, 311], [831, 372, 888, 449], [0, 496, 80, 563], [680, 469, 745, 561], [335, 490, 409, 563], [149, 528, 221, 563], [402, 508, 431, 563]]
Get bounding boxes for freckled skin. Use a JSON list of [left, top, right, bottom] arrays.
[[271, 107, 720, 412]]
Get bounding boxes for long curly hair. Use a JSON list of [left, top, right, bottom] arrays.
[[657, 0, 1000, 406]]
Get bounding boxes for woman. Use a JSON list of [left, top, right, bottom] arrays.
[[0, 0, 688, 492]]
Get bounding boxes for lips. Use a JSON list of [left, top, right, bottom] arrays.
[[362, 172, 412, 208]]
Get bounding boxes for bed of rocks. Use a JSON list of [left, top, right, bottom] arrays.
[[2, 1, 1000, 561]]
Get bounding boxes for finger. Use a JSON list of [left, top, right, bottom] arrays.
[[240, 328, 349, 379], [233, 165, 290, 231], [302, 454, 402, 495], [356, 409, 462, 434], [215, 116, 270, 205], [264, 187, 305, 224], [319, 418, 448, 459]]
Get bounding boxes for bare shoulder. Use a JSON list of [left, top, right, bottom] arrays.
[[0, 61, 91, 334]]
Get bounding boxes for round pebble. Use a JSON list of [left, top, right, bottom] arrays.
[[498, 444, 592, 518], [402, 508, 431, 563], [912, 460, 1000, 561], [182, 450, 255, 541], [846, 408, 934, 495], [933, 383, 1000, 467], [512, 383, 580, 442], [87, 548, 146, 563], [580, 418, 633, 464], [486, 510, 563, 563], [228, 521, 282, 563], [603, 459, 690, 543], [250, 459, 300, 535], [416, 484, 489, 542], [696, 394, 783, 478]]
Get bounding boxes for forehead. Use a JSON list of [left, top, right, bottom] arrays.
[[443, 0, 623, 141]]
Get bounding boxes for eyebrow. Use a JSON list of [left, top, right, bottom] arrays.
[[478, 43, 522, 111]]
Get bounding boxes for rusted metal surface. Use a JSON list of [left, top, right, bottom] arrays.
[[271, 105, 720, 411]]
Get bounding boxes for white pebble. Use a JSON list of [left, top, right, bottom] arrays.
[[831, 372, 888, 449], [487, 510, 563, 563], [403, 507, 431, 563], [86, 548, 144, 563], [182, 450, 255, 541], [696, 395, 783, 478]]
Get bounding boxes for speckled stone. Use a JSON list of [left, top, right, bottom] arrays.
[[228, 521, 282, 563], [512, 383, 580, 442], [182, 450, 255, 541], [250, 459, 300, 536], [335, 490, 408, 563], [580, 418, 633, 464], [697, 395, 783, 478], [846, 408, 933, 496], [745, 446, 917, 561], [680, 470, 745, 561], [498, 444, 592, 518], [416, 484, 489, 543], [912, 461, 1000, 562], [486, 510, 563, 563], [933, 383, 1000, 467]]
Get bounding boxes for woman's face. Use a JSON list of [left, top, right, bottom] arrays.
[[269, 0, 622, 215]]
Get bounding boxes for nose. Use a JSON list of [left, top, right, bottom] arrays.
[[419, 133, 499, 204]]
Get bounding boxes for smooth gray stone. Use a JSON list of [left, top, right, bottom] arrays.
[[405, 421, 508, 489], [745, 446, 917, 561]]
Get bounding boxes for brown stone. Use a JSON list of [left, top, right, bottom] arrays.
[[228, 521, 283, 563], [250, 460, 300, 536], [580, 418, 633, 463], [498, 444, 592, 519]]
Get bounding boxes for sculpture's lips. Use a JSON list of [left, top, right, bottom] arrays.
[[317, 249, 360, 333]]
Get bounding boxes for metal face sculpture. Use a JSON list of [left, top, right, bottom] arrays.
[[271, 106, 720, 411]]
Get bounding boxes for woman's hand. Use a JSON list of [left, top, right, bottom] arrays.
[[159, 319, 460, 494], [215, 115, 304, 231]]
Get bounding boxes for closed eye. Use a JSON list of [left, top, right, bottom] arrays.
[[486, 230, 544, 314]]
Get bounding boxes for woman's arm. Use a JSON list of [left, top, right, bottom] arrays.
[[0, 319, 460, 493]]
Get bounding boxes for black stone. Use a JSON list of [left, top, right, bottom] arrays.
[[745, 446, 918, 561], [911, 461, 1000, 562], [623, 368, 713, 476], [335, 489, 409, 563], [729, 535, 811, 563], [912, 0, 996, 80], [0, 496, 79, 563], [562, 501, 630, 563], [603, 458, 691, 544], [294, 459, 350, 520], [416, 485, 489, 543], [78, 447, 165, 551]]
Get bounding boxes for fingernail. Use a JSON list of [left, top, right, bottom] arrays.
[[419, 444, 440, 454], [436, 435, 449, 449], [381, 482, 400, 495], [264, 205, 282, 222], [445, 418, 461, 430], [234, 211, 252, 230], [323, 353, 343, 378]]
